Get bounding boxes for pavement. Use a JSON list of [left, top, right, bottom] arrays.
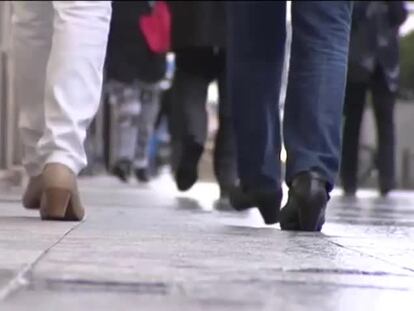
[[1, 174, 414, 310]]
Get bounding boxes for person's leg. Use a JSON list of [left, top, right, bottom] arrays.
[[214, 50, 238, 198], [281, 1, 352, 231], [11, 1, 53, 209], [340, 82, 367, 195], [39, 1, 111, 220], [169, 48, 213, 191], [108, 80, 140, 183], [134, 84, 161, 182], [38, 1, 111, 174], [152, 89, 173, 174], [227, 1, 286, 223], [227, 1, 286, 192], [371, 70, 396, 195]]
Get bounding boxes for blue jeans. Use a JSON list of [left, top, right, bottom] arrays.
[[227, 1, 352, 191]]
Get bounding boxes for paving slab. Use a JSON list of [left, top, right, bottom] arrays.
[[1, 176, 414, 310]]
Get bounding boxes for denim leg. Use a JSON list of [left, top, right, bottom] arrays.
[[227, 1, 286, 191], [284, 1, 352, 190]]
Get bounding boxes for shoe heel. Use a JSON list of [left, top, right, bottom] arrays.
[[229, 187, 254, 211], [256, 191, 282, 225], [298, 193, 326, 231], [40, 188, 71, 220], [175, 142, 203, 191], [40, 163, 85, 221], [258, 206, 280, 225]]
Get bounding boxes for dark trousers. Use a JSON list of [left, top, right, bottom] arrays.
[[227, 1, 352, 191], [169, 47, 237, 188], [341, 69, 396, 192]]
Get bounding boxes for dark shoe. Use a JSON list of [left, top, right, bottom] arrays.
[[214, 197, 232, 211], [228, 185, 254, 211], [219, 184, 237, 201], [379, 187, 392, 198], [280, 171, 329, 232], [343, 188, 356, 198], [135, 168, 150, 183], [175, 142, 203, 191], [342, 183, 356, 198], [229, 185, 282, 225], [379, 182, 394, 198], [214, 185, 237, 211], [112, 159, 131, 183]]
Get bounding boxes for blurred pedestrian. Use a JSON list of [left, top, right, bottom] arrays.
[[12, 1, 111, 221], [168, 1, 238, 200], [106, 1, 169, 183], [227, 1, 352, 231], [341, 1, 407, 197]]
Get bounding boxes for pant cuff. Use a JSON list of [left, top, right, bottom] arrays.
[[44, 152, 85, 175]]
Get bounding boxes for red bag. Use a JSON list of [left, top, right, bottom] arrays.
[[139, 1, 171, 54]]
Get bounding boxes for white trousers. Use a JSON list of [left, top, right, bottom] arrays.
[[11, 1, 111, 176]]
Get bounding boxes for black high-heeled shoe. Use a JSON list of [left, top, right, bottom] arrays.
[[134, 167, 150, 183], [280, 171, 328, 232], [229, 185, 282, 225], [175, 142, 203, 191]]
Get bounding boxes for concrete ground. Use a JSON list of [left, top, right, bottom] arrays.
[[0, 174, 414, 310]]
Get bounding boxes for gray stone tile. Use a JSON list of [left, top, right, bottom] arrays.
[[2, 176, 414, 310], [3, 280, 414, 311], [0, 199, 80, 298]]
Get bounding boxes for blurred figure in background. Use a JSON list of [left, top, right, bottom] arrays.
[[147, 87, 174, 178], [168, 1, 238, 200], [341, 1, 407, 197], [12, 1, 111, 221], [106, 1, 169, 183]]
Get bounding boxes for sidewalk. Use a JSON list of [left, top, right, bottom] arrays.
[[1, 175, 414, 310]]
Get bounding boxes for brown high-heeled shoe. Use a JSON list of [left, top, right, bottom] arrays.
[[23, 175, 43, 209], [40, 163, 85, 221]]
